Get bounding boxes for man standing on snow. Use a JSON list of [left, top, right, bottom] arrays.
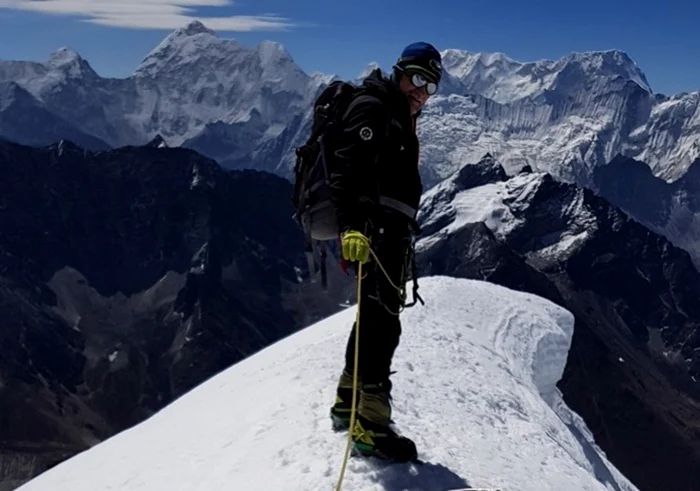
[[328, 42, 442, 462]]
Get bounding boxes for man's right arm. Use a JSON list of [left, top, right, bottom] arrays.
[[329, 95, 389, 235]]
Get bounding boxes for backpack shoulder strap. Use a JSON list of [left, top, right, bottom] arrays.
[[339, 91, 387, 121], [337, 90, 393, 144]]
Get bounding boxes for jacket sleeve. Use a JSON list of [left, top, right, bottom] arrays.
[[329, 95, 389, 235]]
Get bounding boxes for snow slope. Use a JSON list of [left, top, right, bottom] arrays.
[[17, 276, 637, 491]]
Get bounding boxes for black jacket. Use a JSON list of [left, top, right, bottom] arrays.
[[329, 69, 423, 240]]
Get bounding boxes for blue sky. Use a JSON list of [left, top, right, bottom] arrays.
[[0, 0, 699, 95]]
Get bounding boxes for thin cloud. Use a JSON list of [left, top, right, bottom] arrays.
[[0, 0, 295, 30]]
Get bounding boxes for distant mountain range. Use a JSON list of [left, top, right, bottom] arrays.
[[1, 20, 700, 268]]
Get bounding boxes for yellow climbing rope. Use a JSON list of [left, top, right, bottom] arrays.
[[334, 260, 362, 491], [334, 246, 403, 491]]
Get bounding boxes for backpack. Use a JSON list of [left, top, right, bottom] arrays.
[[292, 78, 426, 309], [292, 80, 366, 289]]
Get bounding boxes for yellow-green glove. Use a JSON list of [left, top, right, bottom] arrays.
[[341, 230, 371, 264]]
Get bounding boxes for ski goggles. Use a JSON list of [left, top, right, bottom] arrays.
[[408, 71, 439, 95]]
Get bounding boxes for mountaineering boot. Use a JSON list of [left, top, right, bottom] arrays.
[[350, 381, 417, 462], [330, 368, 358, 431]]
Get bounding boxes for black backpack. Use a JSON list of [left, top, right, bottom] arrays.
[[292, 80, 367, 288], [292, 78, 425, 309]]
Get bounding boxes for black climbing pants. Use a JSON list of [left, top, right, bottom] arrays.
[[343, 227, 412, 388]]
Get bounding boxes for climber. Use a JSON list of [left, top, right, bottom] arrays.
[[328, 41, 442, 462]]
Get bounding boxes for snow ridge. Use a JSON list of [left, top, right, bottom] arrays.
[[16, 276, 638, 491]]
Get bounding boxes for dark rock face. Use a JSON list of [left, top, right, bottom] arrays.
[[592, 154, 700, 268], [592, 154, 672, 225], [417, 220, 563, 305], [416, 158, 700, 491], [0, 138, 349, 489], [453, 153, 508, 192]]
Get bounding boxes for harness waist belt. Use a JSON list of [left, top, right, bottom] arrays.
[[379, 196, 417, 219]]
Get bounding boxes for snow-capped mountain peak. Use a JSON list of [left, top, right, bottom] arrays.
[[441, 49, 520, 79], [415, 44, 688, 189], [418, 155, 598, 262], [440, 47, 652, 104], [132, 22, 306, 95], [113, 21, 316, 163], [46, 47, 82, 66], [555, 49, 652, 93], [174, 19, 216, 38], [45, 47, 97, 79], [255, 40, 289, 64], [133, 21, 239, 78], [141, 19, 217, 57], [252, 40, 307, 89]]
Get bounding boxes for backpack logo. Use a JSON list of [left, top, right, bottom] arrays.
[[359, 126, 373, 141]]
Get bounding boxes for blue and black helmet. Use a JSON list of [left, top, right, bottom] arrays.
[[395, 42, 443, 84]]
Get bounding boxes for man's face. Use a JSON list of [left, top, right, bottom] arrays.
[[399, 72, 432, 115]]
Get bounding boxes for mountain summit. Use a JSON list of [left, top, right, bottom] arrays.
[[45, 47, 98, 80], [439, 48, 651, 103], [174, 19, 216, 37], [15, 277, 638, 491]]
